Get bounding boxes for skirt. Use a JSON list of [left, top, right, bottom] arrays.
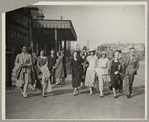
[[85, 69, 96, 87]]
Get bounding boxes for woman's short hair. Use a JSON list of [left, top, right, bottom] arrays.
[[72, 51, 78, 56], [40, 48, 44, 52], [27, 47, 32, 54], [21, 45, 27, 49], [57, 51, 61, 56], [113, 50, 120, 57], [50, 50, 55, 54]]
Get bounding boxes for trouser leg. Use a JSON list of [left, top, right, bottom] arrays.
[[119, 75, 123, 90], [53, 70, 55, 84], [124, 75, 129, 96], [129, 74, 135, 96], [23, 73, 29, 95]]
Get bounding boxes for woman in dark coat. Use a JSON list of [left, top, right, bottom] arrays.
[[54, 51, 65, 85], [70, 51, 83, 96], [109, 50, 122, 98]]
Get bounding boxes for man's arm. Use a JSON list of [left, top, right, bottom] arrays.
[[15, 54, 19, 65], [134, 59, 139, 72]]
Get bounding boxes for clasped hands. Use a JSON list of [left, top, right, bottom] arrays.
[[21, 64, 27, 68]]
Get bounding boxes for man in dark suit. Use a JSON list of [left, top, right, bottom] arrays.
[[48, 50, 56, 84], [123, 47, 139, 98]]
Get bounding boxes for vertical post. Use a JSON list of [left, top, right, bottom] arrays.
[[60, 40, 62, 51], [69, 41, 71, 56], [64, 40, 67, 62], [87, 40, 89, 51], [55, 29, 57, 53]]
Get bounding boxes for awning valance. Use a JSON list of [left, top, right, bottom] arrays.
[[32, 19, 77, 41]]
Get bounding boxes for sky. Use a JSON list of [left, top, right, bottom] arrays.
[[30, 5, 145, 48]]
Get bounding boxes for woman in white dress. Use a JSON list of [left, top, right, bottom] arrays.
[[85, 49, 98, 95], [96, 51, 109, 97]]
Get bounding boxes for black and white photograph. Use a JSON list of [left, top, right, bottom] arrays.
[[2, 1, 147, 120]]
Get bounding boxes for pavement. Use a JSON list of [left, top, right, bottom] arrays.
[[6, 61, 145, 120]]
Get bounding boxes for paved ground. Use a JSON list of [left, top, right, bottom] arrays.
[[6, 61, 145, 120]]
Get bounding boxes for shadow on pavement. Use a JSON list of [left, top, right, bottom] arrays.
[[52, 82, 71, 88], [53, 89, 74, 96], [131, 85, 145, 97], [80, 90, 89, 94]]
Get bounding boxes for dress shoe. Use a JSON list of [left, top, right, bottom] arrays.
[[42, 93, 46, 98], [89, 92, 93, 95], [100, 94, 104, 98], [73, 91, 78, 96], [127, 95, 131, 98], [22, 94, 28, 98]]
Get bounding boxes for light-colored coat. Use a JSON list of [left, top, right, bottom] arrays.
[[96, 58, 109, 75], [55, 56, 65, 78], [15, 53, 32, 87], [15, 53, 32, 75]]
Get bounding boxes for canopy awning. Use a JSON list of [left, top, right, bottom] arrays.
[[32, 19, 77, 41]]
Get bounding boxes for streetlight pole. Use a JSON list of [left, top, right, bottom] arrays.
[[87, 41, 89, 51]]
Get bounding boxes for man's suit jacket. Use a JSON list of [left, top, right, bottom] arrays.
[[48, 55, 56, 71], [123, 55, 139, 75], [15, 53, 32, 75]]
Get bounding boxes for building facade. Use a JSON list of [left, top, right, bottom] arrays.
[[6, 7, 77, 86]]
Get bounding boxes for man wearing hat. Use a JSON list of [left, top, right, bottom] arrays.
[[123, 46, 139, 98]]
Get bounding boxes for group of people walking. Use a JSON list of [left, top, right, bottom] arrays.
[[12, 44, 139, 99], [70, 47, 139, 98], [12, 45, 67, 98]]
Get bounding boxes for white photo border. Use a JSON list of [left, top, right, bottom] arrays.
[[2, 1, 148, 121]]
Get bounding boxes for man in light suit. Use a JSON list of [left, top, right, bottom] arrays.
[[123, 47, 139, 98], [15, 45, 32, 98]]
